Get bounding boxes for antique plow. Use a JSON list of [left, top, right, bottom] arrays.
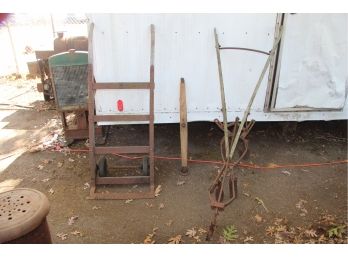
[[206, 26, 284, 240]]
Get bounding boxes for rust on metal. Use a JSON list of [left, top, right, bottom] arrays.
[[93, 82, 150, 90], [94, 115, 150, 122], [87, 24, 156, 200], [0, 188, 52, 243], [219, 47, 270, 56], [206, 26, 284, 240]]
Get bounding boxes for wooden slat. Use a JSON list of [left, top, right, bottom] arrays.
[[95, 146, 149, 155], [96, 176, 150, 185], [94, 114, 150, 122], [179, 78, 188, 173], [93, 82, 150, 90]]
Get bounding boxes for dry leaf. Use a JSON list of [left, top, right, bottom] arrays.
[[293, 235, 303, 244], [143, 228, 158, 244], [168, 235, 182, 244], [318, 234, 326, 243], [144, 233, 155, 244], [42, 159, 52, 164], [320, 214, 336, 225], [274, 233, 285, 244], [56, 232, 68, 240], [267, 163, 278, 168], [281, 170, 291, 176], [165, 220, 173, 226], [296, 199, 308, 216], [266, 226, 276, 236], [92, 206, 101, 210], [276, 225, 287, 232], [57, 162, 63, 168], [83, 182, 90, 190], [304, 229, 318, 238], [68, 215, 78, 225], [254, 214, 263, 223], [244, 236, 254, 243], [155, 185, 162, 197], [176, 180, 185, 186], [41, 178, 50, 182], [71, 230, 83, 237], [185, 228, 197, 238], [295, 199, 307, 209], [145, 202, 153, 208], [274, 218, 285, 226], [159, 203, 165, 209], [243, 192, 250, 197], [68, 158, 75, 162], [37, 165, 44, 170], [193, 235, 201, 243], [125, 199, 134, 204], [48, 188, 54, 194], [198, 228, 207, 235]]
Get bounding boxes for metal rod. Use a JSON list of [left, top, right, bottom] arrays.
[[219, 47, 270, 56], [228, 27, 284, 160], [149, 24, 155, 192], [6, 22, 20, 75], [50, 14, 56, 39], [214, 28, 229, 159]]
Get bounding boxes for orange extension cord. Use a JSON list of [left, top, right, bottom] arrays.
[[50, 147, 348, 170]]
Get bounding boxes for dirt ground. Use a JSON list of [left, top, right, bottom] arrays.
[[0, 77, 347, 244]]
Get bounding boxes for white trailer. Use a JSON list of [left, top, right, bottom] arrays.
[[88, 13, 348, 124]]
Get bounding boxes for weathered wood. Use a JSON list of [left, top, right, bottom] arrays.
[[95, 146, 149, 155], [93, 82, 149, 90], [94, 114, 150, 122], [96, 176, 150, 185], [214, 28, 229, 159], [179, 78, 188, 174]]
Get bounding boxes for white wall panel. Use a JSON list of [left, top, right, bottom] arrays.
[[89, 14, 347, 124]]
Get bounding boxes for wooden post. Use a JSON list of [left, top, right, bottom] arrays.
[[179, 78, 188, 175]]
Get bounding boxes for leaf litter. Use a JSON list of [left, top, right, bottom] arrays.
[[68, 215, 78, 225], [154, 185, 162, 197], [168, 234, 183, 244]]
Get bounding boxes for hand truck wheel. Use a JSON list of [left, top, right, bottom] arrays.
[[141, 156, 150, 176], [97, 156, 108, 177]]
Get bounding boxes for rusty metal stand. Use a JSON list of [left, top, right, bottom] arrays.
[[206, 27, 284, 240], [87, 24, 155, 200]]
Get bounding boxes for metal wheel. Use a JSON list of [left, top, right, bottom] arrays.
[[97, 156, 108, 177], [43, 92, 50, 101], [141, 156, 149, 176]]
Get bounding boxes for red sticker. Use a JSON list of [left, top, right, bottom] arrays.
[[117, 100, 123, 111]]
